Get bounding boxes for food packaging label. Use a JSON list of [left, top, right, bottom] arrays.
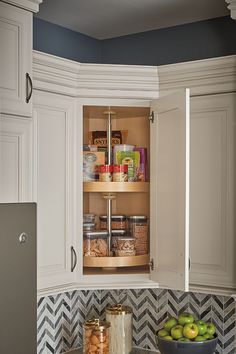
[[116, 151, 140, 181], [83, 151, 105, 181]]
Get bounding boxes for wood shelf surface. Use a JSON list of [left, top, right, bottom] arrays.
[[83, 254, 150, 268], [83, 182, 149, 193]]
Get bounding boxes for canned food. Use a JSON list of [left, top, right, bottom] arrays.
[[113, 164, 128, 182], [99, 165, 113, 182], [115, 236, 136, 257], [99, 215, 127, 230], [128, 216, 148, 255], [83, 318, 110, 354], [83, 231, 108, 257]]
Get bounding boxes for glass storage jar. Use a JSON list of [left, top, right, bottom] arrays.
[[115, 236, 136, 257], [99, 215, 127, 230], [105, 304, 133, 354], [128, 216, 148, 255], [111, 229, 126, 253], [83, 318, 110, 354], [83, 231, 109, 257]]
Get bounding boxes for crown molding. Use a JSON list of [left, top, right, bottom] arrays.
[[3, 0, 43, 12], [158, 55, 236, 96], [225, 0, 236, 20], [33, 51, 159, 99]]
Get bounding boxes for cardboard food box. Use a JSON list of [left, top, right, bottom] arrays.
[[83, 151, 105, 181]]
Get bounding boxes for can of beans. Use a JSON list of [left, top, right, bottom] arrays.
[[113, 164, 128, 182], [99, 165, 113, 182]]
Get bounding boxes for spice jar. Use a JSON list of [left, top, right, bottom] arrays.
[[83, 318, 110, 354], [99, 165, 113, 182], [115, 236, 136, 257], [111, 229, 126, 252], [99, 215, 127, 230], [113, 165, 128, 182], [106, 304, 133, 354], [128, 216, 148, 255], [83, 231, 109, 257]]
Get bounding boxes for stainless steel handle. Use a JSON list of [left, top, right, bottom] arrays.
[[26, 73, 33, 103], [71, 246, 77, 272]]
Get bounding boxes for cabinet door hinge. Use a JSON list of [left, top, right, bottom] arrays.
[[149, 258, 155, 271], [148, 111, 154, 123]]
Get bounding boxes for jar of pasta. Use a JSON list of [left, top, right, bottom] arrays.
[[99, 215, 127, 230], [83, 318, 110, 354], [115, 236, 136, 257], [83, 231, 109, 257], [105, 304, 133, 354], [127, 216, 148, 255]]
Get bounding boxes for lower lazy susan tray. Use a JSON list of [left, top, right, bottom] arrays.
[[83, 254, 149, 268]]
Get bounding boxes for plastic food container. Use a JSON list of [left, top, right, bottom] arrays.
[[111, 229, 127, 252], [115, 236, 136, 257], [83, 222, 96, 231], [83, 318, 110, 354], [83, 214, 96, 223], [83, 231, 108, 257], [113, 164, 128, 182], [99, 165, 113, 182], [106, 304, 133, 354], [99, 215, 127, 230], [128, 216, 148, 255], [113, 144, 135, 164]]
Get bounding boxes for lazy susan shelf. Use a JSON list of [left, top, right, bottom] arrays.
[[83, 254, 150, 268], [83, 182, 149, 193]]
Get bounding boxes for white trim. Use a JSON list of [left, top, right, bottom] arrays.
[[33, 51, 159, 99], [158, 55, 236, 96], [2, 0, 42, 12], [225, 0, 236, 19]]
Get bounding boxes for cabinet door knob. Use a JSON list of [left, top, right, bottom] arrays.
[[26, 73, 33, 103], [71, 246, 77, 272]]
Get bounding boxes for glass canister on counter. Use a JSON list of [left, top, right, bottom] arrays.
[[83, 318, 110, 354], [105, 304, 133, 354], [127, 216, 149, 255]]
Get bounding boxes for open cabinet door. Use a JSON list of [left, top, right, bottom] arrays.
[[150, 89, 190, 291]]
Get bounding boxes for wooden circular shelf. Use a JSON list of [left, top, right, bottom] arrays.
[[83, 182, 149, 193], [83, 254, 150, 268]]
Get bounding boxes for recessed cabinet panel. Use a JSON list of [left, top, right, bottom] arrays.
[[0, 2, 32, 116], [0, 115, 32, 202], [190, 93, 236, 289], [34, 91, 77, 291]]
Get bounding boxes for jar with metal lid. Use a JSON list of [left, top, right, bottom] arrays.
[[99, 215, 127, 230], [83, 231, 108, 257], [128, 216, 148, 255], [111, 229, 126, 252], [83, 222, 96, 231], [83, 213, 96, 223], [83, 318, 110, 354], [105, 304, 133, 354], [115, 236, 136, 257]]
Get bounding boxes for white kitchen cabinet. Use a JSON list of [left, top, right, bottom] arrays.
[[0, 114, 32, 202], [0, 1, 33, 116], [189, 92, 236, 290], [33, 90, 78, 291]]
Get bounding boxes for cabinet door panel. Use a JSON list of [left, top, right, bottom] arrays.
[[0, 115, 32, 202], [0, 2, 32, 116], [34, 91, 77, 291], [190, 93, 236, 289], [150, 89, 190, 291]]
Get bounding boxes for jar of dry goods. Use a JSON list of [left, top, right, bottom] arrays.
[[105, 304, 133, 354], [115, 236, 136, 257], [83, 213, 96, 223], [83, 222, 96, 231], [128, 216, 148, 255], [83, 318, 110, 354], [111, 229, 126, 252], [83, 231, 108, 257], [99, 215, 127, 230]]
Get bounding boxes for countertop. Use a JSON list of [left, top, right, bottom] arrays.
[[65, 348, 159, 354]]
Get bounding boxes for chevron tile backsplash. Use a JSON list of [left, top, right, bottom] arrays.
[[37, 289, 236, 354]]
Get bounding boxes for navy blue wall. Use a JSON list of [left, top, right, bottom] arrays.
[[33, 18, 101, 63], [33, 16, 236, 65], [101, 16, 236, 65]]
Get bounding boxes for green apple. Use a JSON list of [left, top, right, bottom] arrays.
[[171, 325, 184, 340], [183, 323, 199, 339], [178, 337, 190, 342], [194, 335, 207, 342], [178, 312, 195, 326], [157, 329, 169, 338], [195, 320, 207, 335], [206, 322, 216, 336], [162, 335, 173, 341], [163, 317, 178, 332], [203, 333, 211, 340]]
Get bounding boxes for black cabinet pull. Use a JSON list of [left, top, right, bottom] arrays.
[[71, 246, 77, 272], [26, 73, 33, 103]]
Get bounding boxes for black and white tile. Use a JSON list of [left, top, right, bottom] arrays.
[[37, 289, 236, 354]]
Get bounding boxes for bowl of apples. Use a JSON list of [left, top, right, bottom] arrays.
[[156, 312, 218, 354]]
